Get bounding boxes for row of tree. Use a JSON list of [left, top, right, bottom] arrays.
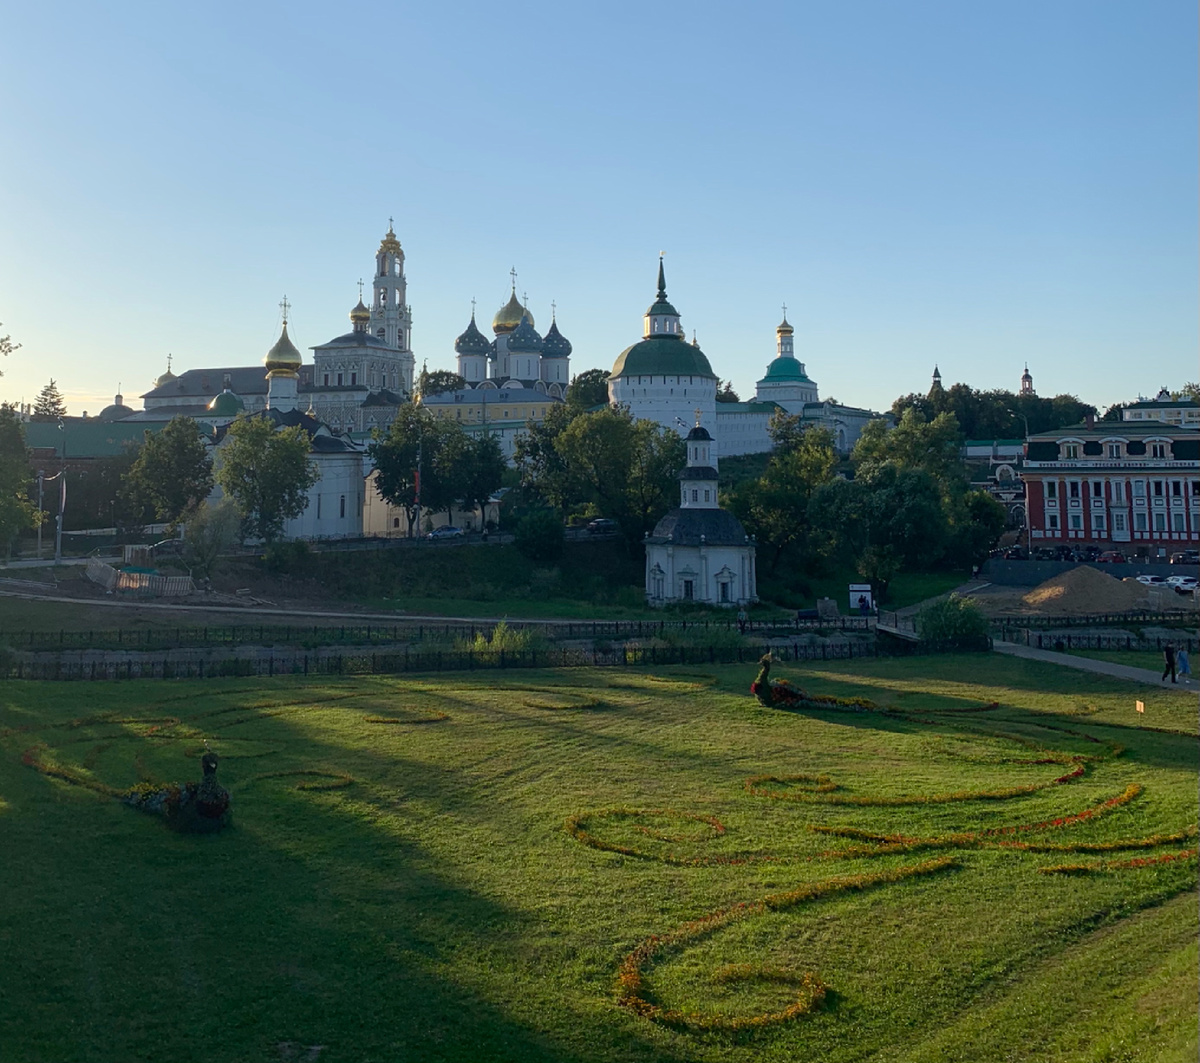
[[893, 380, 1094, 440]]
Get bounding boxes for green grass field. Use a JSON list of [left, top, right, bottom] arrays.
[[1, 655, 1196, 1062]]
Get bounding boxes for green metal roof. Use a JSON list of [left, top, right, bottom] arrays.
[[756, 356, 812, 383], [610, 335, 716, 379], [23, 419, 173, 458]]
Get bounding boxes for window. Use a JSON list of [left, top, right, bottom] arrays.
[[316, 494, 322, 518], [1092, 481, 1103, 498], [1048, 514, 1059, 529], [683, 579, 694, 600], [323, 373, 329, 387], [692, 489, 698, 502], [1153, 481, 1164, 497], [1069, 514, 1082, 530], [1114, 512, 1126, 532], [1112, 482, 1124, 503], [1151, 443, 1166, 458], [350, 373, 357, 386], [1046, 482, 1057, 500], [1172, 481, 1182, 497], [1068, 482, 1080, 499], [1152, 512, 1166, 531], [340, 496, 346, 519], [1107, 443, 1121, 458], [704, 489, 710, 502], [1172, 513, 1185, 532], [1134, 512, 1147, 531], [1133, 480, 1146, 498], [1193, 481, 1200, 497], [337, 373, 343, 386], [1064, 444, 1079, 459], [393, 517, 400, 529], [1093, 514, 1106, 532], [720, 583, 730, 603]]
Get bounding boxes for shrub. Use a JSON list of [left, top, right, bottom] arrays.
[[916, 594, 990, 651], [263, 540, 311, 574], [514, 510, 565, 563]]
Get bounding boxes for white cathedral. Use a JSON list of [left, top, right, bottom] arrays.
[[608, 259, 885, 456]]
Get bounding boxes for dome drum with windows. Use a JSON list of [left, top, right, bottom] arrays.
[[610, 259, 716, 380]]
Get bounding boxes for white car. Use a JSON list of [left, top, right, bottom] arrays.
[[1164, 575, 1198, 591], [1135, 574, 1166, 586]]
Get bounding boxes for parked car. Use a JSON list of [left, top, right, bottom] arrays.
[[1135, 574, 1166, 586], [1165, 575, 1198, 591], [427, 526, 465, 540], [1170, 550, 1200, 565], [1002, 547, 1027, 560], [587, 518, 619, 535], [1095, 551, 1127, 564]]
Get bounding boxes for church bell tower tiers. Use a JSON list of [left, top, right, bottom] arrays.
[[370, 221, 416, 395], [265, 300, 302, 413]]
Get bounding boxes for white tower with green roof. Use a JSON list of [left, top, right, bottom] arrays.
[[753, 313, 819, 408]]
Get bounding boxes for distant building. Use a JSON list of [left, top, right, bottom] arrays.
[[1121, 387, 1200, 428], [609, 259, 885, 456], [644, 420, 757, 607], [1022, 417, 1200, 553], [420, 386, 563, 461]]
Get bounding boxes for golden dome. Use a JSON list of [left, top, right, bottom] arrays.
[[492, 290, 533, 335], [776, 316, 794, 335], [154, 368, 177, 389], [264, 322, 302, 376], [350, 299, 371, 324], [378, 224, 403, 256]]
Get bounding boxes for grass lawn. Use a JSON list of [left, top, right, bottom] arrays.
[[1070, 648, 1190, 676], [1, 655, 1196, 1062]]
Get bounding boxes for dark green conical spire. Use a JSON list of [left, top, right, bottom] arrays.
[[657, 255, 667, 300]]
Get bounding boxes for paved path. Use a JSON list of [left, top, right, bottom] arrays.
[[993, 640, 1195, 689]]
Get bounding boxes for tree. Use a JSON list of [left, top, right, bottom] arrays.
[[125, 417, 214, 527], [0, 405, 37, 555], [369, 403, 436, 536], [852, 408, 965, 491], [514, 509, 565, 562], [856, 545, 900, 602], [215, 416, 318, 542], [182, 501, 242, 581], [1180, 383, 1200, 402], [728, 422, 837, 572], [458, 432, 506, 527], [1100, 402, 1126, 422], [0, 324, 19, 368], [716, 380, 741, 403], [416, 368, 466, 399], [32, 379, 67, 421], [946, 489, 1007, 568], [565, 369, 610, 413], [514, 404, 579, 519], [555, 406, 684, 547], [916, 594, 990, 650]]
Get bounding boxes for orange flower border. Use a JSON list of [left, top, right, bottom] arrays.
[[1039, 848, 1199, 875], [565, 807, 755, 866], [616, 856, 957, 1030]]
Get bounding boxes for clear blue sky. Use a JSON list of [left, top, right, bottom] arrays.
[[1, 1, 1195, 416]]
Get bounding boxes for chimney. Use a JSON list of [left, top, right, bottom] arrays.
[[1084, 413, 1095, 430]]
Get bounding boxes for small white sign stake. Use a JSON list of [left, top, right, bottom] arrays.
[[1135, 700, 1145, 714]]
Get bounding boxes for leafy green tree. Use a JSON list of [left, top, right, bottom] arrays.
[[1100, 402, 1126, 422], [182, 501, 242, 581], [715, 380, 741, 403], [125, 417, 214, 528], [1180, 383, 1200, 402], [416, 368, 466, 399], [856, 544, 900, 602], [458, 432, 506, 527], [514, 404, 579, 519], [556, 406, 684, 548], [916, 594, 990, 650], [859, 465, 949, 570], [565, 369, 610, 413], [514, 509, 565, 562], [214, 416, 318, 542], [946, 489, 1007, 568], [369, 403, 435, 536], [32, 379, 67, 421], [729, 421, 837, 572], [852, 408, 965, 490], [0, 324, 19, 368], [0, 405, 37, 555]]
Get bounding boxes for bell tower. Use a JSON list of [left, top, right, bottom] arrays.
[[369, 220, 416, 395]]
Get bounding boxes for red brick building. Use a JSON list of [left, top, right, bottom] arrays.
[[1023, 420, 1200, 553]]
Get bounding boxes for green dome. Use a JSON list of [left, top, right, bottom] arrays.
[[758, 356, 811, 384], [207, 389, 245, 416], [611, 335, 716, 380]]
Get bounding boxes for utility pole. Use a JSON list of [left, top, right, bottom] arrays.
[[36, 470, 44, 559]]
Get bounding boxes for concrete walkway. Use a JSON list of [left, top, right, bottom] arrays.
[[993, 640, 1195, 689]]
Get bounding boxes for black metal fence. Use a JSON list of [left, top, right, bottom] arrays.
[[5, 616, 874, 653], [989, 610, 1195, 630], [4, 637, 933, 682], [1008, 631, 1198, 654]]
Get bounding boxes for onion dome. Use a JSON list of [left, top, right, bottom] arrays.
[[454, 314, 491, 356], [350, 299, 371, 327], [98, 392, 135, 422], [378, 224, 402, 255], [265, 322, 302, 376], [207, 388, 245, 417], [507, 313, 544, 354], [493, 290, 531, 334], [776, 315, 794, 336], [154, 368, 177, 389], [686, 423, 712, 442], [759, 358, 812, 383], [542, 318, 572, 358]]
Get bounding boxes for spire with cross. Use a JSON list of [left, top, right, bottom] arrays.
[[357, 278, 364, 300], [279, 295, 291, 326], [510, 266, 517, 292]]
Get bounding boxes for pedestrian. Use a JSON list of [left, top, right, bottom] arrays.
[[1177, 646, 1191, 681], [857, 595, 870, 617], [736, 607, 748, 636], [1162, 642, 1177, 684]]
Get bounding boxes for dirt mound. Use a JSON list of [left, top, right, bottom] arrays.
[[1022, 566, 1149, 615]]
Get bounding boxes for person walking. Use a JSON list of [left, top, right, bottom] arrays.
[[1177, 646, 1191, 682], [736, 607, 748, 636], [1162, 642, 1177, 684]]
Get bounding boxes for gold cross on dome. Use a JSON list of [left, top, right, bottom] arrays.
[[510, 266, 518, 291], [358, 278, 364, 299], [782, 302, 788, 318], [279, 295, 291, 324], [694, 407, 702, 426]]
